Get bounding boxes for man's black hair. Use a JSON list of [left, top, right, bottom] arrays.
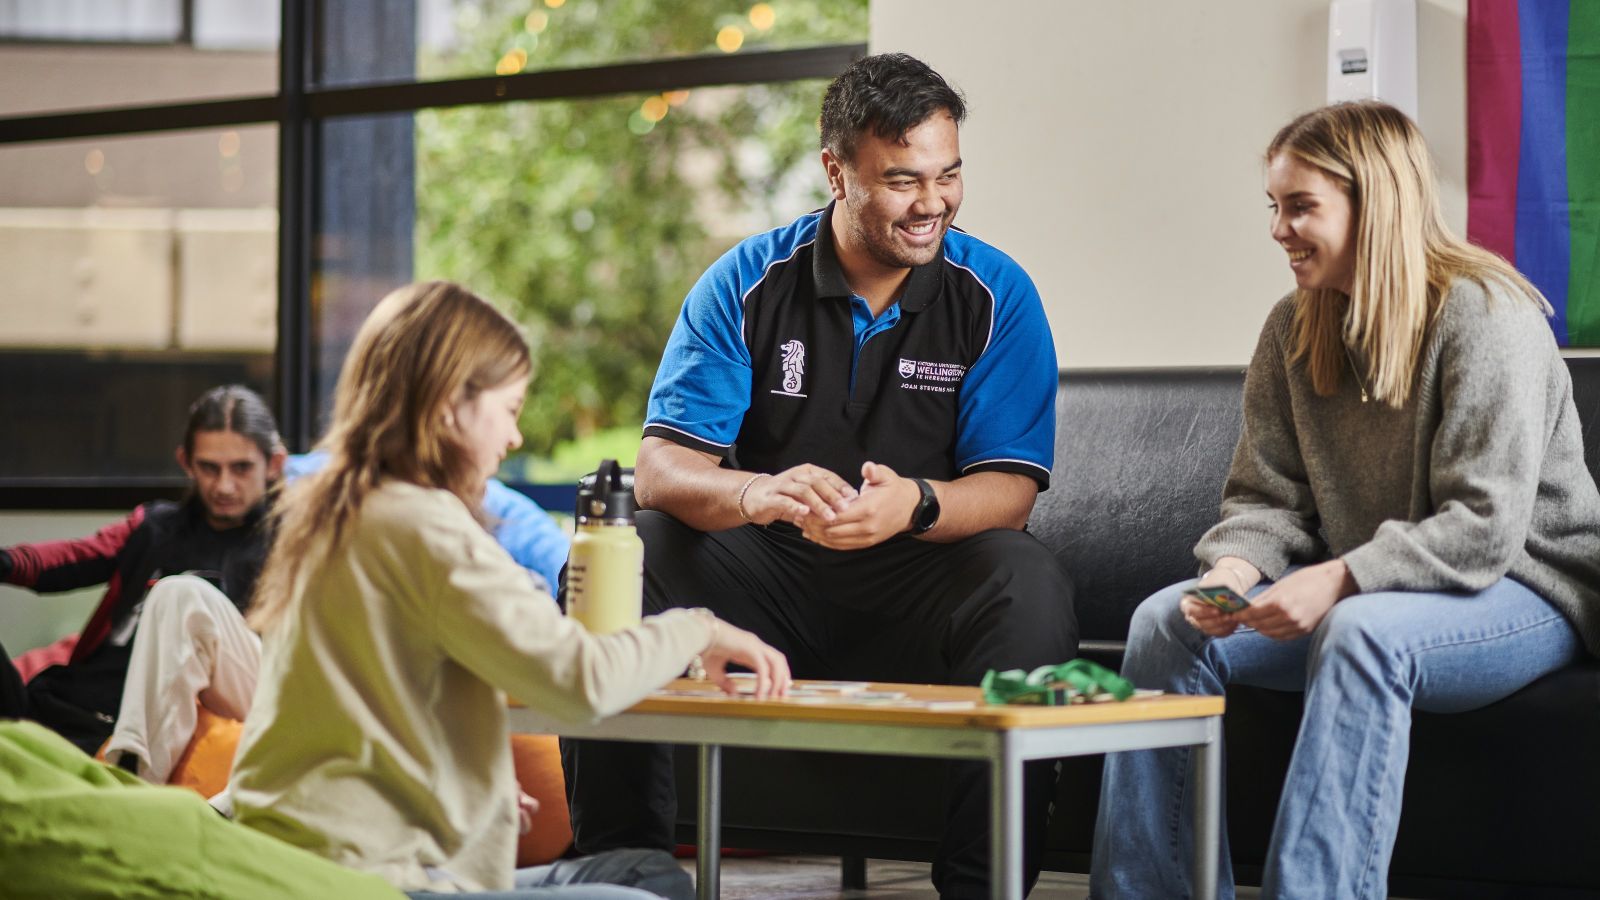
[[819, 52, 966, 163], [184, 384, 281, 460]]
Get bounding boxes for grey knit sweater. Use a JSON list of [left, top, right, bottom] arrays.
[[1196, 278, 1600, 656]]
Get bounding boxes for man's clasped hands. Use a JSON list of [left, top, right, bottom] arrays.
[[741, 461, 918, 550]]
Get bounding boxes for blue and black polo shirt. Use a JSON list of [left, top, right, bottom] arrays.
[[644, 204, 1057, 490]]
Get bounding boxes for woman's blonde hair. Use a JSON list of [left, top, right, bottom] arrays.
[[249, 281, 530, 633], [1269, 101, 1547, 406]]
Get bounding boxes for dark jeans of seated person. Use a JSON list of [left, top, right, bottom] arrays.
[[404, 847, 691, 900], [563, 510, 1078, 900]]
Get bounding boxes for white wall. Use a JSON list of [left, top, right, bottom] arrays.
[[872, 0, 1468, 367]]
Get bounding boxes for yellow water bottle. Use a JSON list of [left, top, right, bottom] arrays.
[[566, 460, 643, 634]]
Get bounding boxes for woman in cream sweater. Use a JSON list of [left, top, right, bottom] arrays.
[[229, 281, 789, 899]]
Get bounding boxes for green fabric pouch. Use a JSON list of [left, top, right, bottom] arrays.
[[981, 659, 1135, 706]]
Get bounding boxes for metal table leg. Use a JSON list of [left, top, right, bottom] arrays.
[[840, 855, 867, 890], [990, 734, 1023, 900], [698, 744, 721, 900], [1191, 718, 1222, 900]]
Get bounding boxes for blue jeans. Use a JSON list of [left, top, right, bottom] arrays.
[[1090, 575, 1580, 900], [406, 848, 691, 900]]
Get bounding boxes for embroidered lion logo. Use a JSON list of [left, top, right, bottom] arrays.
[[780, 339, 806, 394]]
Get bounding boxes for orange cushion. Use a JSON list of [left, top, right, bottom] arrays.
[[509, 733, 573, 866], [105, 711, 574, 866], [88, 703, 240, 798], [168, 705, 243, 798], [88, 701, 238, 791]]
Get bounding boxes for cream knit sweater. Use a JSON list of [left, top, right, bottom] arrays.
[[230, 480, 712, 892]]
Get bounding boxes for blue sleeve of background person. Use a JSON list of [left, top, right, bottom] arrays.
[[644, 212, 822, 453], [282, 451, 326, 481], [287, 452, 567, 592], [946, 235, 1058, 488], [483, 479, 570, 595]]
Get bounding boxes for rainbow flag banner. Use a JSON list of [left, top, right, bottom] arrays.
[[1467, 0, 1600, 346]]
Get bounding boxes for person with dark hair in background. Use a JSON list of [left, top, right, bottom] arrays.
[[0, 385, 284, 761], [563, 53, 1077, 898]]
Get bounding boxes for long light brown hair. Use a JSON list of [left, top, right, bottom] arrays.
[[249, 281, 530, 633], [1270, 101, 1547, 406]]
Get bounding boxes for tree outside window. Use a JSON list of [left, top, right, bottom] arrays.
[[414, 0, 867, 482]]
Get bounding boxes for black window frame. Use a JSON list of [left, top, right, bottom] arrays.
[[0, 2, 865, 510]]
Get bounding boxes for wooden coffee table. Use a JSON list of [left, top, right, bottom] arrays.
[[510, 679, 1224, 900]]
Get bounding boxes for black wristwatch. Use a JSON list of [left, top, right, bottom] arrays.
[[908, 477, 941, 535]]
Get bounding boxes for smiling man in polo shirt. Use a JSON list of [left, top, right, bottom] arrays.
[[564, 53, 1077, 899]]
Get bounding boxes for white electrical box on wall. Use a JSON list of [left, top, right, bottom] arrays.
[[1327, 0, 1417, 119]]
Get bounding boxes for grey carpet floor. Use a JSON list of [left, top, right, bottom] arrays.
[[686, 854, 1262, 899]]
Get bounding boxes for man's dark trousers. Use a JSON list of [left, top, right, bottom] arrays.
[[562, 509, 1078, 899]]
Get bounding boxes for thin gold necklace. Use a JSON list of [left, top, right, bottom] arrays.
[[1343, 341, 1370, 403]]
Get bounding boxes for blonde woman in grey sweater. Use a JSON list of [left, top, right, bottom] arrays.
[[1090, 102, 1600, 900]]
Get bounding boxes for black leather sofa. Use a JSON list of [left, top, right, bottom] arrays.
[[668, 362, 1600, 899]]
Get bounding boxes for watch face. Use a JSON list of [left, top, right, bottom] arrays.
[[912, 478, 940, 533]]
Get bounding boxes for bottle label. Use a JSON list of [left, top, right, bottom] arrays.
[[567, 528, 644, 634]]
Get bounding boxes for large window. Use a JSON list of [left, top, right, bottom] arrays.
[[411, 0, 858, 84], [0, 127, 277, 486], [0, 1, 865, 508]]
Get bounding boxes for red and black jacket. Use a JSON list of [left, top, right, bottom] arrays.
[[1, 497, 269, 662]]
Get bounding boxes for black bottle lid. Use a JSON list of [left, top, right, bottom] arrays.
[[575, 459, 637, 524]]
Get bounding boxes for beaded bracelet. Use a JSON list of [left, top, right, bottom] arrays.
[[735, 473, 768, 523]]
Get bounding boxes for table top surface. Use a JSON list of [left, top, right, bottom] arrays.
[[595, 678, 1225, 730]]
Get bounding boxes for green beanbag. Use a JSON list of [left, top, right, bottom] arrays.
[[0, 719, 402, 899]]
